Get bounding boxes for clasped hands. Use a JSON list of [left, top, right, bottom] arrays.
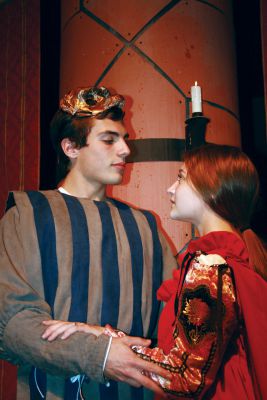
[[42, 320, 171, 397]]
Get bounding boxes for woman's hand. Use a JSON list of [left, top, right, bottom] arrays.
[[42, 320, 105, 341]]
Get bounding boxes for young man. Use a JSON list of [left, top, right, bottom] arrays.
[[0, 87, 176, 399]]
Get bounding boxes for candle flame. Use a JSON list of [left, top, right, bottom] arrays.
[[195, 81, 198, 86]]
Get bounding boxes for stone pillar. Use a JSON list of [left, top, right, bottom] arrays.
[[60, 0, 239, 251]]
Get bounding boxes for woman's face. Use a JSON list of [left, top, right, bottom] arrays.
[[167, 164, 207, 223]]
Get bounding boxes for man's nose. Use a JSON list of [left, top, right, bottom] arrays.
[[118, 139, 130, 158]]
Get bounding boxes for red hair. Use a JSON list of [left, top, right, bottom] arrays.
[[184, 144, 267, 280], [184, 144, 259, 230]]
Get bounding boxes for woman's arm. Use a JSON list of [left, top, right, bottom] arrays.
[[133, 253, 238, 398]]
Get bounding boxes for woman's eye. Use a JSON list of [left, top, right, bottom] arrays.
[[177, 174, 185, 183]]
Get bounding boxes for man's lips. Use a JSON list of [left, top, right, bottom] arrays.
[[112, 162, 126, 172], [112, 162, 126, 168]]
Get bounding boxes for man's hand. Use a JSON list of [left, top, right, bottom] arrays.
[[42, 320, 105, 341], [105, 336, 171, 397]]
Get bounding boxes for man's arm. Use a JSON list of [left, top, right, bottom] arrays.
[[158, 229, 177, 280], [0, 207, 110, 382], [40, 320, 172, 395], [0, 207, 171, 392]]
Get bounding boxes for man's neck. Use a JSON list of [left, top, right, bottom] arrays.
[[59, 175, 106, 201]]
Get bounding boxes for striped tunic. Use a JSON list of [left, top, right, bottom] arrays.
[[0, 190, 176, 400]]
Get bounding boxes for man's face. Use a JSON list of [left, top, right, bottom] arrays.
[[73, 118, 130, 187]]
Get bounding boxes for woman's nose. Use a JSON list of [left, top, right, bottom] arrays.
[[167, 181, 178, 195]]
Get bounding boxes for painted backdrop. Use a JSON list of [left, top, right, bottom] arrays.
[[60, 0, 240, 252]]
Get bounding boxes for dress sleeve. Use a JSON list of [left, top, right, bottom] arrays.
[[133, 253, 238, 398], [0, 207, 110, 383]]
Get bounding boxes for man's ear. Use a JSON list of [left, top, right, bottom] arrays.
[[61, 138, 80, 159]]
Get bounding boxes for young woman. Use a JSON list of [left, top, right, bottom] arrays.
[[42, 144, 267, 399]]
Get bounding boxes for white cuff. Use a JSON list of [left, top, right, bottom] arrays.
[[102, 335, 112, 387]]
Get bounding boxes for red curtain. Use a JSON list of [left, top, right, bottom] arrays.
[[0, 0, 40, 398], [0, 0, 40, 217]]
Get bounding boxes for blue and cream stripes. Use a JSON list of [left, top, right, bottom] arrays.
[[8, 191, 164, 400]]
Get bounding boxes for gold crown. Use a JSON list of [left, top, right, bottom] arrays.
[[60, 86, 125, 117]]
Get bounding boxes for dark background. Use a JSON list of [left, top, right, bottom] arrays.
[[40, 0, 267, 242], [233, 0, 267, 242]]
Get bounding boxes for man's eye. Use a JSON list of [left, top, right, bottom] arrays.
[[103, 138, 115, 144]]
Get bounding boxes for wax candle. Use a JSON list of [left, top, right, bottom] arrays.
[[191, 82, 202, 114]]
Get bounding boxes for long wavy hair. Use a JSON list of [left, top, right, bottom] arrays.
[[184, 144, 267, 280]]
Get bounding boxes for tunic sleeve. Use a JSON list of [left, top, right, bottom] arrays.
[[158, 229, 177, 281], [0, 207, 109, 382], [133, 253, 238, 398]]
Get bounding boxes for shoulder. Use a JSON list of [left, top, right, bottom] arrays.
[[108, 197, 155, 219], [4, 190, 62, 215], [186, 251, 228, 281], [108, 198, 162, 238]]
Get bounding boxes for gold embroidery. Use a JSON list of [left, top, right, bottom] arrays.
[[183, 298, 210, 326]]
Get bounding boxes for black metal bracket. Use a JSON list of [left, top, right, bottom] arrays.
[[185, 114, 210, 151]]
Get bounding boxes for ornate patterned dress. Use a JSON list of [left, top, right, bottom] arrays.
[[133, 231, 267, 399]]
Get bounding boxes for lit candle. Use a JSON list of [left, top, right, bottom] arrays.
[[191, 81, 202, 114]]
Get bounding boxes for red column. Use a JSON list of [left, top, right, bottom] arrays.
[[60, 0, 239, 251]]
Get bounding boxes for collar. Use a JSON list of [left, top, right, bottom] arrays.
[[187, 231, 249, 264]]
